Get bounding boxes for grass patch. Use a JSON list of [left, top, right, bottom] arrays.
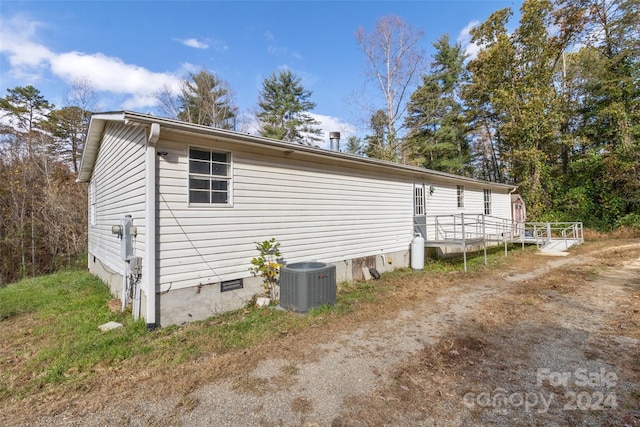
[[0, 270, 390, 402], [0, 271, 150, 400], [424, 243, 533, 273]]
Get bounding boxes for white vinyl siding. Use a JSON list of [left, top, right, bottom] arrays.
[[89, 180, 96, 226], [155, 139, 413, 291], [491, 189, 511, 220], [420, 180, 512, 240], [88, 122, 146, 274]]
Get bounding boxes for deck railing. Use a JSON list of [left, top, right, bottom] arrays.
[[426, 215, 583, 251], [421, 214, 583, 272], [429, 213, 486, 241], [520, 221, 584, 249]]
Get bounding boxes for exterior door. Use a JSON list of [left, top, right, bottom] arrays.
[[413, 183, 427, 239], [511, 195, 526, 237]]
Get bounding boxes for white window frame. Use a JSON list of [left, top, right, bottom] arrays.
[[414, 183, 426, 216], [457, 185, 464, 209], [484, 189, 492, 215], [188, 146, 233, 206]]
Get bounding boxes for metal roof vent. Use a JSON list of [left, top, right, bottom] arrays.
[[329, 132, 341, 152], [279, 262, 336, 312]]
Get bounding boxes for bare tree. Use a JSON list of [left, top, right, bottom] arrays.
[[155, 84, 181, 120], [64, 77, 98, 113], [355, 15, 426, 162], [46, 77, 98, 172]]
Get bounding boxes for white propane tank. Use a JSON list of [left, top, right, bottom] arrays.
[[411, 233, 425, 270]]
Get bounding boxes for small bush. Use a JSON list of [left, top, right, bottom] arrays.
[[616, 213, 640, 230]]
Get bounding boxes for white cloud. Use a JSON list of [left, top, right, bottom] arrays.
[[457, 20, 482, 60], [0, 14, 54, 78], [309, 113, 357, 150], [209, 39, 229, 52], [51, 52, 180, 94], [263, 31, 276, 43], [263, 30, 301, 59], [122, 94, 164, 110], [175, 37, 228, 52], [267, 45, 288, 55], [1, 13, 183, 110], [179, 38, 209, 49]]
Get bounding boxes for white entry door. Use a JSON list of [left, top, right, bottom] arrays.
[[413, 183, 427, 239]]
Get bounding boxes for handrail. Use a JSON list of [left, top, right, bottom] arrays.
[[519, 221, 584, 249], [427, 215, 583, 249], [422, 214, 583, 270]]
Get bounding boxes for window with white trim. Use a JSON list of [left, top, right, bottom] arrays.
[[414, 184, 425, 216], [457, 185, 464, 208], [188, 147, 232, 205], [484, 189, 492, 215]]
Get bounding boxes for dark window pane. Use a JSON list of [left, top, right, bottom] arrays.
[[189, 178, 210, 190], [211, 163, 228, 176], [189, 148, 210, 161], [189, 190, 210, 204], [211, 152, 228, 163], [212, 192, 228, 204], [211, 180, 228, 191], [189, 160, 210, 174]]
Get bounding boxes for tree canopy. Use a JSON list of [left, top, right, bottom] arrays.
[[355, 15, 426, 161], [400, 0, 639, 226], [0, 85, 88, 284], [256, 69, 322, 143], [156, 69, 237, 130]]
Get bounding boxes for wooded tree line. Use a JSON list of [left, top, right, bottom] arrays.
[[1, 0, 637, 284], [0, 82, 95, 284], [399, 0, 639, 227]]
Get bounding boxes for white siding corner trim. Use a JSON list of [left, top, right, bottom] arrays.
[[145, 134, 157, 328]]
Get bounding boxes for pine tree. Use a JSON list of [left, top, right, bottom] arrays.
[[257, 70, 322, 143], [178, 70, 237, 129], [405, 34, 471, 175], [344, 136, 364, 156]]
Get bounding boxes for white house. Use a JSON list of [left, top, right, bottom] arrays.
[[78, 111, 518, 328]]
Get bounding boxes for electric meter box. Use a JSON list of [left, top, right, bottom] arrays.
[[120, 215, 133, 260]]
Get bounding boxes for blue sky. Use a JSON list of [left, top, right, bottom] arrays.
[[1, 0, 522, 147]]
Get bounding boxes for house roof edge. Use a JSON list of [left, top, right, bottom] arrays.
[[77, 110, 517, 190]]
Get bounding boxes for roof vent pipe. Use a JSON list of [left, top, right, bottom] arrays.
[[329, 132, 341, 152]]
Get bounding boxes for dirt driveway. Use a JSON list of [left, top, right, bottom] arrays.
[[15, 238, 640, 426]]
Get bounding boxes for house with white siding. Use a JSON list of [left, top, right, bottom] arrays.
[[78, 111, 518, 328]]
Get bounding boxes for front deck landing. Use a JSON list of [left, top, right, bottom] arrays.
[[423, 237, 487, 272]]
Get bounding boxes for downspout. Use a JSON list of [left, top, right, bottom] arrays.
[[508, 185, 518, 221], [145, 123, 160, 330]]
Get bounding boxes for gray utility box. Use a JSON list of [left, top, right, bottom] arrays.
[[279, 262, 336, 312]]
